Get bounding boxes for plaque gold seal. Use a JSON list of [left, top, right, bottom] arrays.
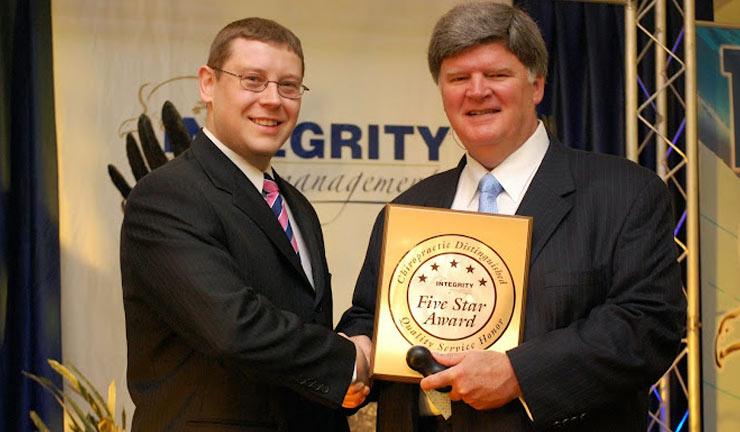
[[371, 204, 531, 382], [389, 235, 515, 352]]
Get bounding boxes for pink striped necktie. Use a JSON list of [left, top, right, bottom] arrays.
[[262, 173, 300, 260]]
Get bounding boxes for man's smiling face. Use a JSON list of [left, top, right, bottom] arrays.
[[200, 38, 302, 170], [439, 41, 544, 169]]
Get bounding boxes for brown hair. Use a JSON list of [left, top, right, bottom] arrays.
[[428, 2, 547, 84], [207, 17, 304, 76]]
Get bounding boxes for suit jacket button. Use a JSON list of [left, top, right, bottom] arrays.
[[580, 413, 587, 420], [322, 385, 330, 394], [315, 305, 323, 313]]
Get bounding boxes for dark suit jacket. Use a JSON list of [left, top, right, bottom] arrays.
[[337, 138, 685, 431], [121, 132, 355, 431]]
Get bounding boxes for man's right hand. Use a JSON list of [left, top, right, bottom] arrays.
[[340, 334, 372, 408], [420, 349, 522, 411]]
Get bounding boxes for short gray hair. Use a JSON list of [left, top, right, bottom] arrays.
[[428, 2, 548, 84]]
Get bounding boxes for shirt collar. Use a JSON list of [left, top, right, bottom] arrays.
[[459, 121, 550, 208], [202, 127, 272, 193]]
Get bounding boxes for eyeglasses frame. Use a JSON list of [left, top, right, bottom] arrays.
[[209, 66, 309, 99]]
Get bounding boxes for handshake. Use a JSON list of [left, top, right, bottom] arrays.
[[340, 334, 372, 409]]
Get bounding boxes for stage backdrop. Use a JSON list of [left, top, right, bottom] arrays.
[[52, 0, 514, 419], [697, 21, 740, 432]]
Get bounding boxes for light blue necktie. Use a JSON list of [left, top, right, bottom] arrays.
[[478, 173, 503, 214]]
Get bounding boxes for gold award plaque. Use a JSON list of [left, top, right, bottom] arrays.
[[371, 204, 532, 382]]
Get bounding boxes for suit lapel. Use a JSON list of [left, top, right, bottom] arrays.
[[190, 132, 309, 287], [422, 157, 466, 209], [275, 172, 327, 301], [231, 179, 307, 282], [515, 138, 575, 264], [422, 151, 573, 265]]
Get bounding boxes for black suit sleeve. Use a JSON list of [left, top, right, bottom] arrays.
[[336, 210, 386, 337], [121, 171, 355, 408], [507, 175, 685, 427]]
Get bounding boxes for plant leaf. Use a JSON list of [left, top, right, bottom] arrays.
[[23, 373, 83, 431], [62, 394, 97, 432], [107, 380, 117, 420], [50, 362, 105, 423], [51, 361, 105, 422], [79, 385, 106, 422], [68, 362, 111, 417], [26, 361, 126, 431], [48, 360, 82, 393], [29, 411, 52, 432], [22, 371, 92, 432], [98, 417, 118, 432]]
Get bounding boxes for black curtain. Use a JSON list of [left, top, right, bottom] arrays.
[[0, 0, 63, 430], [517, 0, 625, 156], [516, 0, 713, 158]]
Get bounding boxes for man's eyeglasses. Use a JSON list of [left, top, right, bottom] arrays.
[[209, 66, 309, 99]]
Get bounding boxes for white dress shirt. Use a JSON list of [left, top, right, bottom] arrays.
[[203, 127, 315, 289], [451, 121, 550, 215]]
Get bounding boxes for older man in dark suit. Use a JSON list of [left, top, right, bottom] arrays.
[[120, 17, 370, 431], [337, 3, 685, 431]]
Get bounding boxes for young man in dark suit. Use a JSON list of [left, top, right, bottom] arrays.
[[120, 17, 369, 431], [337, 3, 685, 431]]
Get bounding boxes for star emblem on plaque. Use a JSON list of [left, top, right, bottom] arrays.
[[371, 204, 532, 382]]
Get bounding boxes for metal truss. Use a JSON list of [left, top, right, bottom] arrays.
[[624, 0, 699, 431]]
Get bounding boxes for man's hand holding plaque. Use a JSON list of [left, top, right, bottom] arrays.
[[420, 350, 522, 410]]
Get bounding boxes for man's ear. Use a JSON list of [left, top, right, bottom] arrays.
[[531, 75, 545, 105], [199, 65, 215, 104]]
